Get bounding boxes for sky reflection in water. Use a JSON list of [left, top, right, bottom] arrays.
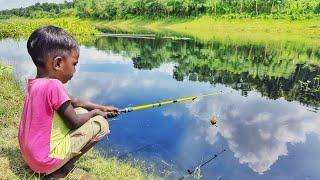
[[1, 38, 320, 180]]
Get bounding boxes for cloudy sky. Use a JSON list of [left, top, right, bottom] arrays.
[[0, 0, 70, 10]]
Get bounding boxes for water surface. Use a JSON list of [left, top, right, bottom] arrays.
[[1, 35, 319, 179]]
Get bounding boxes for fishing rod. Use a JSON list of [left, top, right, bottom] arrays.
[[119, 92, 222, 114]]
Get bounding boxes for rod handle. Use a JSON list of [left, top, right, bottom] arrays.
[[120, 108, 132, 113]]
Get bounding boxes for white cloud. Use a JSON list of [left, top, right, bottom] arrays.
[[66, 70, 175, 104], [162, 107, 184, 119], [79, 46, 132, 64], [66, 72, 126, 102], [155, 62, 176, 76]]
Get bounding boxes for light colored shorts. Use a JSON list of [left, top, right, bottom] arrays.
[[47, 107, 110, 174]]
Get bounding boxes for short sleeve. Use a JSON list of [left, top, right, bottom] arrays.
[[48, 79, 70, 110]]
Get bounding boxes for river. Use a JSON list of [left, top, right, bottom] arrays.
[[1, 34, 319, 179]]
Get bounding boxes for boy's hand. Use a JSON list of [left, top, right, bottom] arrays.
[[94, 109, 119, 118], [99, 106, 120, 118]]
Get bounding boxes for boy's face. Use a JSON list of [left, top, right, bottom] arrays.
[[58, 50, 79, 83]]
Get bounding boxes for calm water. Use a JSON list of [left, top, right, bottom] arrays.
[[1, 35, 320, 180]]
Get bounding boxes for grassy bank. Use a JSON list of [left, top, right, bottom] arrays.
[[0, 17, 99, 45], [96, 16, 320, 48], [0, 63, 154, 179], [1, 16, 319, 49]]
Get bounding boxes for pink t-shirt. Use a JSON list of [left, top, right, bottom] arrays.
[[18, 78, 70, 173]]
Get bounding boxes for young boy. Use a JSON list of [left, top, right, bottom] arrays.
[[18, 26, 120, 179]]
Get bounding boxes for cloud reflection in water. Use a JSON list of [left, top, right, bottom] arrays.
[[186, 92, 320, 173]]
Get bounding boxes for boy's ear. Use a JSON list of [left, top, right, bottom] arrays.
[[53, 56, 63, 70]]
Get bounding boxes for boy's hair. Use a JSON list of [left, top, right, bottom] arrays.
[[27, 25, 79, 67]]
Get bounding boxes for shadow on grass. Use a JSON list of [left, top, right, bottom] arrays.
[[1, 146, 38, 179]]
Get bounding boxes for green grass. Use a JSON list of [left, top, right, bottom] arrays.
[[0, 63, 155, 179], [1, 16, 319, 49], [0, 17, 99, 45], [96, 16, 320, 48]]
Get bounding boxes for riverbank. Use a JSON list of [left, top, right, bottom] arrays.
[[0, 63, 154, 179], [95, 16, 320, 48], [1, 16, 319, 49], [0, 17, 99, 45]]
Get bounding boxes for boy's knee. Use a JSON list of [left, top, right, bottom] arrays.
[[74, 107, 109, 138], [74, 107, 88, 114]]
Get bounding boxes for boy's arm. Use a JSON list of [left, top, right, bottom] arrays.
[[57, 100, 108, 130], [70, 96, 119, 115]]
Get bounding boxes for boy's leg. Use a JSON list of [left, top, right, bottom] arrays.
[[52, 136, 100, 177], [47, 107, 109, 177], [49, 138, 99, 178]]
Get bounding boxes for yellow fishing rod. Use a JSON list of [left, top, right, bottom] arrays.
[[119, 92, 222, 113]]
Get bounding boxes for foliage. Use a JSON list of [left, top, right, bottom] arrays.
[[298, 74, 320, 104], [0, 17, 98, 45], [0, 0, 319, 20], [0, 63, 13, 75], [193, 166, 202, 180], [0, 1, 74, 19], [98, 16, 320, 49], [78, 152, 156, 179], [0, 63, 28, 180], [73, 0, 320, 20]]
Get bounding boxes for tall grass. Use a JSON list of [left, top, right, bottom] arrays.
[[0, 17, 99, 45], [96, 16, 320, 48], [1, 15, 319, 49]]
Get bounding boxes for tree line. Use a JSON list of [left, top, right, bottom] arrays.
[[91, 36, 320, 107], [74, 0, 320, 19], [1, 0, 319, 19], [0, 1, 74, 18]]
